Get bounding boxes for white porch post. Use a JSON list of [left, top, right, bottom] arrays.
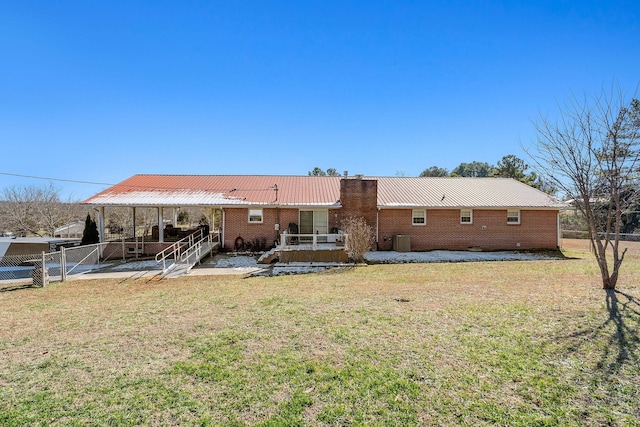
[[98, 206, 105, 243], [158, 207, 164, 243], [132, 207, 136, 239]]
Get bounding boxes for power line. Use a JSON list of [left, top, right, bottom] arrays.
[[0, 172, 114, 187], [0, 171, 277, 193]]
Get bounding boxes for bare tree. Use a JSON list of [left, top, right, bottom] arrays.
[[0, 183, 82, 237], [531, 86, 640, 289], [1, 186, 39, 236]]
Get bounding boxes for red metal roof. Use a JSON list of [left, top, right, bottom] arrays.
[[83, 175, 566, 209], [376, 177, 566, 208], [82, 175, 342, 207]]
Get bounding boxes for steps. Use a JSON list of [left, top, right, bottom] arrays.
[[257, 247, 279, 264]]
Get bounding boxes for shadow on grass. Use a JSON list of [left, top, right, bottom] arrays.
[[0, 283, 36, 292], [564, 289, 640, 374], [601, 290, 640, 371]]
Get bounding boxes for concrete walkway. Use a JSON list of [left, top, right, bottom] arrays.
[[72, 264, 267, 281]]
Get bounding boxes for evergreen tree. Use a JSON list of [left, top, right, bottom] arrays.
[[419, 166, 449, 177], [81, 213, 100, 245], [450, 161, 495, 177]]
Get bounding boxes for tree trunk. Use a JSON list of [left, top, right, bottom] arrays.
[[602, 276, 617, 290]]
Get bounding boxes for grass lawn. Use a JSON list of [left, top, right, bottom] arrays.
[[1, 243, 639, 426]]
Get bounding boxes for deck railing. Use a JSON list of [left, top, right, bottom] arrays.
[[279, 232, 347, 250]]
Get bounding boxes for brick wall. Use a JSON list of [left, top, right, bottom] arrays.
[[103, 241, 173, 259], [378, 208, 559, 251], [222, 206, 340, 249], [223, 207, 280, 249]]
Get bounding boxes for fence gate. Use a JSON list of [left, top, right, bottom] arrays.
[[0, 242, 128, 288]]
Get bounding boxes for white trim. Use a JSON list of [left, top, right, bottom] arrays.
[[460, 209, 473, 224], [412, 209, 426, 226], [248, 208, 263, 223], [298, 209, 329, 234], [507, 209, 521, 225]]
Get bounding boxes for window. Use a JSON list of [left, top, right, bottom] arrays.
[[248, 208, 263, 223], [460, 209, 473, 224], [507, 210, 520, 224], [412, 209, 426, 225]]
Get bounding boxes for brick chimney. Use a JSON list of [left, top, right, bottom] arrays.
[[339, 177, 378, 231]]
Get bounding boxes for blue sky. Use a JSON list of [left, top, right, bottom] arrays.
[[1, 1, 638, 200]]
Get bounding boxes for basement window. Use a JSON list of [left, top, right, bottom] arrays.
[[248, 208, 263, 224], [412, 209, 426, 225], [507, 210, 521, 225], [460, 209, 473, 224]]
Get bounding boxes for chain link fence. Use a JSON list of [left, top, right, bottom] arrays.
[[1, 242, 130, 289], [0, 253, 42, 284], [562, 230, 640, 241]]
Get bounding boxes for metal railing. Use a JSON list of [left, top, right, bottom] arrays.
[[177, 232, 218, 274], [1, 231, 222, 287], [155, 229, 204, 274]]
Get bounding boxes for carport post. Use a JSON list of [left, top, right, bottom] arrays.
[[132, 207, 136, 240], [158, 207, 164, 243], [98, 207, 105, 243]]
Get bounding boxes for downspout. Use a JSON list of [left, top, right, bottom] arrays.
[[276, 206, 280, 244], [376, 207, 380, 250], [221, 208, 226, 249], [557, 210, 561, 249]]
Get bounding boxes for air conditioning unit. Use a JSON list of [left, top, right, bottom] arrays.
[[392, 235, 411, 252]]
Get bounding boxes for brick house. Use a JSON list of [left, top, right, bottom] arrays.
[[82, 174, 566, 253]]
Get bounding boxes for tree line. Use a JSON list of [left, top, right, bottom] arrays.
[[0, 183, 85, 238], [310, 154, 553, 193], [418, 154, 554, 192]]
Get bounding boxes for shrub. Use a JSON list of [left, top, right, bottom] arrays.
[[341, 216, 375, 263]]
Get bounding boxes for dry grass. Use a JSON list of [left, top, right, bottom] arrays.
[[562, 237, 640, 257], [1, 242, 639, 425]]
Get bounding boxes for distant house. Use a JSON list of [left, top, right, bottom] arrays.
[[82, 174, 566, 256], [54, 221, 84, 238]]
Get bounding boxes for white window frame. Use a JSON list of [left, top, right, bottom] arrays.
[[412, 209, 426, 226], [460, 209, 473, 224], [507, 209, 521, 225], [248, 208, 263, 224]]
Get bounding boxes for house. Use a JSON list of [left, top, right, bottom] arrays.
[[81, 174, 566, 258], [54, 221, 84, 238]]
